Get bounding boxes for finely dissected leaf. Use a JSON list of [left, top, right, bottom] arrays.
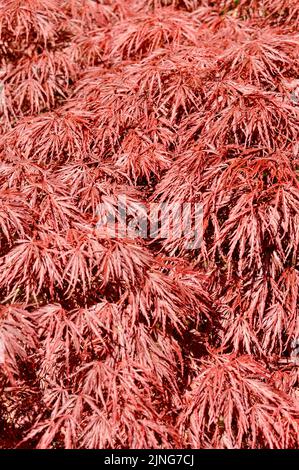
[[179, 355, 299, 448], [0, 304, 37, 376], [110, 8, 199, 59], [1, 50, 77, 119]]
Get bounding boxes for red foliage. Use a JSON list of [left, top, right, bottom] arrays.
[[0, 0, 298, 450]]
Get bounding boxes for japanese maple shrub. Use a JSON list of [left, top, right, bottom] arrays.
[[0, 0, 298, 449]]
